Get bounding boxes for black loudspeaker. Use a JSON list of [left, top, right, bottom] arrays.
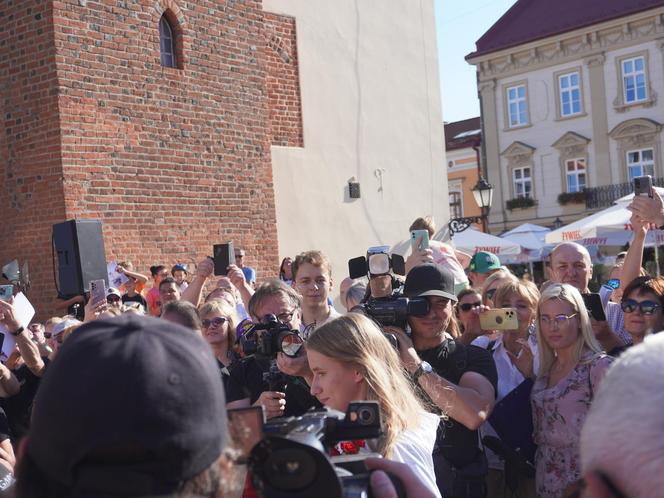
[[53, 219, 108, 297]]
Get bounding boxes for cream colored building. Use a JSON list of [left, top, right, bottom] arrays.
[[445, 118, 482, 224], [466, 1, 664, 233], [264, 0, 448, 286]]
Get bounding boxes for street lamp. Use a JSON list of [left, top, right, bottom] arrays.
[[553, 217, 563, 229], [448, 177, 494, 235]]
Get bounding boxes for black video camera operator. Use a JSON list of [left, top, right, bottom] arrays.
[[385, 264, 498, 498], [226, 280, 322, 419]]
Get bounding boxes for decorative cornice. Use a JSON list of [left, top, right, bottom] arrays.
[[471, 9, 664, 79]]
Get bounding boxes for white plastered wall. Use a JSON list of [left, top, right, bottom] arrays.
[[263, 0, 448, 296]]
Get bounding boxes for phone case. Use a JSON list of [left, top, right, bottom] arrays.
[[480, 309, 519, 330], [410, 229, 429, 251], [90, 279, 106, 304]]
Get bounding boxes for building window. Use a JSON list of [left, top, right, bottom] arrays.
[[160, 15, 177, 68], [507, 84, 528, 127], [449, 191, 463, 219], [559, 72, 581, 117], [627, 149, 654, 181], [622, 56, 647, 104], [513, 167, 532, 198], [565, 158, 586, 192]]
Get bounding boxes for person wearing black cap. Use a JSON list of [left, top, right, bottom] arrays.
[[14, 314, 233, 498], [386, 263, 498, 498]]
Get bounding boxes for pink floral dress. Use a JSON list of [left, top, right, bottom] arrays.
[[531, 352, 613, 498]]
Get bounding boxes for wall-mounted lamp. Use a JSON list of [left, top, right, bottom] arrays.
[[348, 177, 361, 199]]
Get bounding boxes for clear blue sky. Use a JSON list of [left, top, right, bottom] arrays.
[[434, 0, 517, 123]]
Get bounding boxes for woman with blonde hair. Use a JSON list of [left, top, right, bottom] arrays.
[[198, 299, 240, 391], [531, 283, 613, 498], [307, 313, 442, 498]]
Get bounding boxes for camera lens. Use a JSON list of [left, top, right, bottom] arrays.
[[280, 332, 303, 357], [265, 448, 318, 490], [357, 406, 377, 425]]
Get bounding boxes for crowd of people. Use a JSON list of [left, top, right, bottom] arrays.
[[0, 192, 664, 498]]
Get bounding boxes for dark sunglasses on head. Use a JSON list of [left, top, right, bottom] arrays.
[[620, 299, 660, 315], [459, 302, 481, 312], [202, 317, 228, 328]]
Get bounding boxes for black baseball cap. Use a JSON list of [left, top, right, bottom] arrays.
[[27, 314, 227, 496], [404, 263, 458, 302]]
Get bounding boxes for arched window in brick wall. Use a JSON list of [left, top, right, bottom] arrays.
[[159, 15, 177, 68]]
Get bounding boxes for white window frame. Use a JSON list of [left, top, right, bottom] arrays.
[[622, 56, 647, 104], [506, 84, 528, 128], [558, 72, 582, 117], [512, 166, 532, 198], [565, 158, 586, 193], [626, 148, 655, 181]]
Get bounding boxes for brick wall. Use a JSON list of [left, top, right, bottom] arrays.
[[0, 1, 68, 318], [2, 0, 281, 319], [263, 12, 303, 147]]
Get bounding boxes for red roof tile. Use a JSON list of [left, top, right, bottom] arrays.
[[467, 0, 664, 60]]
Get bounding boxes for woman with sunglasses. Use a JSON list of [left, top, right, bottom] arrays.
[[307, 313, 442, 498], [620, 275, 664, 346], [482, 269, 518, 308], [532, 283, 613, 498], [199, 299, 240, 392], [456, 288, 482, 343]]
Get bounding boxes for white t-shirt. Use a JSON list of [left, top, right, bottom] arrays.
[[391, 411, 442, 498]]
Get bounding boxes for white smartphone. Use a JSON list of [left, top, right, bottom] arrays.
[[410, 229, 430, 252]]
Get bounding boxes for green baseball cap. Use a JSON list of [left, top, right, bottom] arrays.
[[468, 251, 501, 274]]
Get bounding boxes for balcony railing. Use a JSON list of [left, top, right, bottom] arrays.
[[585, 177, 664, 209]]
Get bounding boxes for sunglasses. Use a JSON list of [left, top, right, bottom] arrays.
[[485, 288, 497, 300], [459, 302, 481, 312], [620, 299, 660, 315], [107, 296, 121, 303], [44, 332, 52, 339], [202, 317, 228, 328]]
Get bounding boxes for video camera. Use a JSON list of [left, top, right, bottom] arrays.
[[354, 296, 429, 330], [348, 246, 405, 280], [239, 315, 303, 360], [248, 401, 404, 498]]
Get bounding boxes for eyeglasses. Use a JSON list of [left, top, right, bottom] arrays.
[[261, 310, 295, 325], [459, 302, 481, 312], [485, 288, 497, 300], [540, 313, 578, 328], [202, 317, 228, 328], [620, 299, 660, 315]]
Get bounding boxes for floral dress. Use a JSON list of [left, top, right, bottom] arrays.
[[531, 353, 613, 498]]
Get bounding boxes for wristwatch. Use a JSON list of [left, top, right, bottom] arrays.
[[10, 326, 24, 337], [413, 360, 433, 383]]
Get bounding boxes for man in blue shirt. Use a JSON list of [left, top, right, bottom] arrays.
[[234, 247, 257, 287]]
